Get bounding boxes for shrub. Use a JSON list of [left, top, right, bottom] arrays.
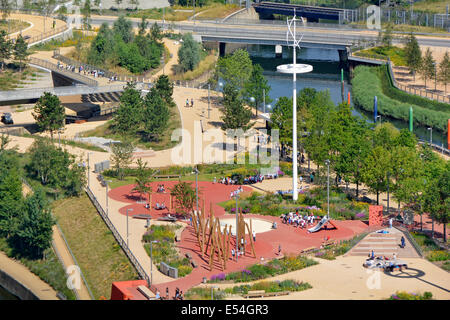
[[427, 250, 450, 262], [389, 291, 433, 300]]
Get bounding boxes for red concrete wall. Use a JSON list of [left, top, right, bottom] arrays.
[[369, 205, 383, 226], [110, 280, 147, 300]]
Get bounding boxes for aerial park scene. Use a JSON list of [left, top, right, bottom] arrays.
[[0, 0, 448, 307]]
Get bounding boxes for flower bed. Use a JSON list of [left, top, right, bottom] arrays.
[[224, 279, 312, 295], [388, 291, 433, 300], [142, 225, 192, 277], [208, 255, 318, 283]]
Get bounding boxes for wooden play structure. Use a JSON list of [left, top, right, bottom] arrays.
[[190, 204, 256, 271]]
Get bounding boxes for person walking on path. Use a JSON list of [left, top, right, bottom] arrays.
[[166, 287, 169, 300], [252, 230, 256, 242], [191, 98, 194, 108], [389, 218, 393, 228], [277, 244, 281, 255], [400, 236, 406, 248]]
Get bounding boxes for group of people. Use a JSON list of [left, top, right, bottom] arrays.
[[185, 98, 194, 108], [156, 184, 166, 193], [155, 287, 183, 300], [56, 61, 106, 79], [254, 134, 271, 145], [281, 210, 317, 229], [243, 174, 265, 185], [230, 186, 244, 199], [155, 202, 167, 210]]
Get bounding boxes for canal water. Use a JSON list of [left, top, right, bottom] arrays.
[[247, 45, 447, 148], [0, 284, 18, 300]]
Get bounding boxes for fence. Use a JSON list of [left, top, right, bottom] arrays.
[[29, 56, 98, 87], [349, 47, 450, 104], [84, 187, 157, 293], [394, 225, 423, 258]]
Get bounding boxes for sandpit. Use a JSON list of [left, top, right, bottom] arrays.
[[219, 217, 273, 235]]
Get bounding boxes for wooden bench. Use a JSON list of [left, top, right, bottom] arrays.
[[154, 175, 181, 179], [243, 290, 266, 298], [300, 247, 316, 254], [321, 240, 336, 248]]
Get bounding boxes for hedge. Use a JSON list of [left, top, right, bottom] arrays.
[[352, 65, 450, 132]]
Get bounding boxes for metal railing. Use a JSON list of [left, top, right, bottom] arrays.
[[349, 48, 450, 104], [418, 140, 450, 156], [394, 225, 424, 258], [84, 187, 155, 292], [29, 56, 98, 87]]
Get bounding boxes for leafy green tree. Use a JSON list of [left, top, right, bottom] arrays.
[[0, 159, 23, 237], [220, 84, 253, 133], [112, 82, 143, 135], [138, 16, 149, 36], [404, 33, 422, 81], [243, 64, 272, 117], [113, 15, 134, 43], [178, 33, 200, 72], [150, 22, 163, 43], [216, 48, 253, 95], [438, 51, 450, 94], [87, 23, 115, 66], [361, 146, 391, 205], [169, 181, 197, 217], [419, 47, 435, 88], [81, 0, 92, 31], [154, 74, 174, 106], [0, 30, 11, 71], [270, 96, 293, 157], [11, 189, 55, 258], [132, 158, 152, 201], [111, 138, 134, 180], [13, 34, 29, 72], [33, 92, 65, 139], [142, 87, 170, 141]]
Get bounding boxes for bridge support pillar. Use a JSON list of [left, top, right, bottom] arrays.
[[338, 49, 348, 64], [219, 42, 226, 57]]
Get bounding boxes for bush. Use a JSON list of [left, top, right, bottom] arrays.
[[352, 65, 450, 131], [389, 291, 433, 300], [427, 250, 450, 262]]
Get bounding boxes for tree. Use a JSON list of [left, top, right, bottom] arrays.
[[0, 0, 12, 21], [361, 146, 391, 205], [243, 64, 272, 117], [419, 47, 435, 88], [379, 22, 393, 48], [112, 82, 143, 135], [13, 34, 29, 72], [111, 138, 134, 180], [404, 33, 422, 81], [216, 48, 253, 95], [270, 96, 293, 157], [33, 92, 65, 139], [0, 157, 23, 237], [0, 29, 12, 71], [113, 15, 134, 43], [178, 33, 200, 72], [138, 16, 149, 36], [154, 74, 174, 106], [438, 51, 450, 94], [150, 22, 163, 43], [220, 84, 253, 133], [142, 87, 170, 141], [169, 181, 197, 217], [11, 189, 55, 258], [132, 158, 152, 201], [81, 0, 92, 31]]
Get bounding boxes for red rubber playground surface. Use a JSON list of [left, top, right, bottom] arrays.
[[109, 181, 369, 294]]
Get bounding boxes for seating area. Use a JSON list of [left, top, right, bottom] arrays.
[[97, 174, 107, 187], [280, 211, 319, 229]]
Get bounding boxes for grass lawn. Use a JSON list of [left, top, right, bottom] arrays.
[[0, 67, 41, 91], [52, 194, 139, 299], [354, 45, 407, 66], [0, 20, 30, 33], [407, 0, 450, 14], [80, 103, 182, 151], [21, 133, 107, 153]]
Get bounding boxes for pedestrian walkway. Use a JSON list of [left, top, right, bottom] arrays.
[[346, 227, 420, 258]]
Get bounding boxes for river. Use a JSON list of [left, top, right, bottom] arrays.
[[246, 45, 448, 148]]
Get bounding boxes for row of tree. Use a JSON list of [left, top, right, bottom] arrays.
[[270, 87, 449, 241], [404, 33, 450, 92]]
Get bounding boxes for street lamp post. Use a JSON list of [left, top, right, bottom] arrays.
[[325, 160, 330, 219], [87, 152, 93, 189], [208, 83, 211, 119], [235, 193, 239, 262], [105, 180, 112, 217], [386, 171, 390, 215], [126, 208, 133, 247], [194, 167, 199, 213], [428, 127, 433, 145], [150, 240, 158, 286]]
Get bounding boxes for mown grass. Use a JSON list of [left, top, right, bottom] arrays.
[[0, 238, 76, 300], [351, 65, 450, 132], [354, 45, 407, 66], [0, 20, 30, 33], [171, 50, 218, 81], [52, 194, 139, 299], [21, 133, 107, 153]]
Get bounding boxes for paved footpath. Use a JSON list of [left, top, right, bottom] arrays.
[[0, 251, 59, 300]]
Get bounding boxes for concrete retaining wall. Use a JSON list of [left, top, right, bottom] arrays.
[[0, 269, 39, 300]]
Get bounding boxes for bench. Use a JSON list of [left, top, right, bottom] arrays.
[[321, 240, 336, 248], [244, 290, 266, 298], [300, 247, 316, 254], [191, 260, 198, 268], [185, 253, 192, 260], [154, 175, 181, 179]]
